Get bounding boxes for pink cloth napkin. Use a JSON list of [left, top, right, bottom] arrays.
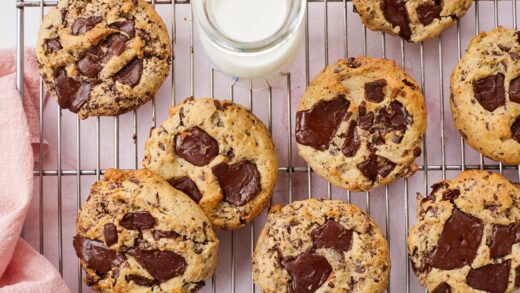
[[0, 49, 69, 292]]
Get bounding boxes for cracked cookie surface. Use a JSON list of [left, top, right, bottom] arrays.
[[36, 0, 171, 119], [408, 170, 520, 293], [252, 199, 390, 293], [451, 27, 520, 164], [74, 169, 218, 292], [296, 57, 426, 192], [143, 97, 278, 230], [353, 0, 472, 42]]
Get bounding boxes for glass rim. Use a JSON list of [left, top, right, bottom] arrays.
[[192, 0, 306, 53]]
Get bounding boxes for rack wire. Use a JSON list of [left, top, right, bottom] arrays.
[[15, 0, 520, 292]]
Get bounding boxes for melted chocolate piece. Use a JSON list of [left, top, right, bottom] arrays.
[[311, 220, 353, 253], [347, 57, 361, 68], [472, 74, 506, 112], [431, 282, 451, 293], [103, 223, 118, 247], [212, 161, 261, 206], [125, 274, 158, 287], [427, 208, 483, 270], [466, 260, 510, 293], [365, 79, 387, 103], [511, 117, 520, 143], [488, 223, 520, 258], [442, 189, 460, 202], [103, 34, 128, 63], [174, 127, 219, 167], [516, 266, 520, 286], [295, 96, 350, 151], [213, 99, 230, 111], [109, 20, 136, 38], [73, 236, 123, 276], [357, 154, 396, 181], [113, 58, 143, 87], [358, 103, 374, 130], [71, 16, 102, 35], [77, 45, 104, 78], [375, 101, 411, 132], [281, 251, 332, 293], [510, 77, 520, 104], [54, 69, 94, 112], [128, 249, 187, 282], [44, 38, 62, 53], [380, 0, 412, 40], [342, 121, 360, 157], [416, 1, 443, 25], [153, 230, 180, 240], [168, 177, 203, 203], [413, 147, 422, 157], [120, 211, 156, 230]]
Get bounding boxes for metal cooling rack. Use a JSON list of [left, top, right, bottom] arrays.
[[14, 0, 520, 292]]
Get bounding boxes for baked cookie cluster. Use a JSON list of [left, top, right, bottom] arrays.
[[36, 0, 171, 119], [296, 57, 426, 191], [408, 171, 520, 292]]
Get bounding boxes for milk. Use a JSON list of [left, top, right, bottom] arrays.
[[193, 0, 305, 81]]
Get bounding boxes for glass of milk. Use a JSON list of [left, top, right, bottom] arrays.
[[192, 0, 306, 86]]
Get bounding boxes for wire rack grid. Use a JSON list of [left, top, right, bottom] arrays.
[[14, 0, 520, 292]]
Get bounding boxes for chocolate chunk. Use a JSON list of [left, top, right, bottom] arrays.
[[153, 230, 180, 240], [358, 103, 374, 130], [357, 155, 396, 181], [472, 74, 506, 112], [71, 16, 102, 35], [113, 58, 143, 87], [103, 223, 118, 247], [295, 95, 350, 150], [73, 236, 123, 276], [431, 282, 451, 293], [120, 211, 156, 230], [311, 220, 353, 253], [77, 45, 104, 78], [380, 0, 412, 40], [281, 251, 332, 293], [168, 177, 203, 203], [375, 101, 411, 132], [212, 161, 261, 206], [125, 274, 158, 287], [427, 208, 483, 270], [511, 117, 520, 143], [109, 20, 136, 38], [441, 189, 460, 202], [54, 69, 94, 112], [103, 34, 128, 63], [488, 223, 520, 258], [342, 121, 360, 157], [213, 99, 230, 111], [413, 147, 422, 157], [128, 249, 186, 282], [347, 57, 361, 68], [510, 77, 520, 104], [416, 1, 443, 25], [193, 281, 206, 292], [466, 260, 510, 293], [516, 266, 520, 286], [174, 127, 219, 167], [365, 79, 387, 103], [44, 38, 62, 53]]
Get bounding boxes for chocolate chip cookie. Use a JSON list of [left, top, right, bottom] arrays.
[[36, 0, 171, 119], [451, 27, 520, 164], [74, 169, 218, 292], [252, 198, 390, 293], [408, 170, 520, 293], [143, 97, 278, 230], [353, 0, 472, 42], [296, 57, 426, 192]]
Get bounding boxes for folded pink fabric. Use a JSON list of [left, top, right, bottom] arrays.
[[0, 49, 68, 292]]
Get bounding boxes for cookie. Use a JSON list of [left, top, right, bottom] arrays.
[[408, 170, 520, 293], [353, 0, 472, 42], [74, 169, 218, 292], [252, 199, 390, 293], [296, 57, 426, 192], [36, 0, 171, 119], [451, 27, 520, 164], [143, 97, 278, 230]]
